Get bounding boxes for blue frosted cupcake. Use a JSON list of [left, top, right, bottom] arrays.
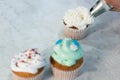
[[50, 38, 84, 80]]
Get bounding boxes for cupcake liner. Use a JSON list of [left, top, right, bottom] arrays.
[[63, 26, 89, 40], [11, 69, 44, 80], [51, 61, 84, 80]]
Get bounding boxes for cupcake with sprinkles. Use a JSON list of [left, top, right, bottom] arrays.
[[63, 7, 93, 40], [50, 38, 84, 80], [11, 48, 46, 80]]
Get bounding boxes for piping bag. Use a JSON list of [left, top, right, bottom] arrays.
[[90, 0, 113, 17]]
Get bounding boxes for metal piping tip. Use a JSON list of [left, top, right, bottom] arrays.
[[90, 0, 113, 17]]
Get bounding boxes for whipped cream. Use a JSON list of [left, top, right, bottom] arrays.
[[11, 48, 45, 74], [63, 7, 94, 29]]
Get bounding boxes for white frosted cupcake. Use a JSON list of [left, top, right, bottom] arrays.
[[63, 7, 93, 40], [11, 48, 46, 80]]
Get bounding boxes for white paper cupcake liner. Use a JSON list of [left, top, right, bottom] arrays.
[[12, 69, 44, 80], [51, 61, 84, 80], [63, 26, 89, 40]]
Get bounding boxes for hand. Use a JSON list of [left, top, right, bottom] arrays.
[[105, 0, 120, 11]]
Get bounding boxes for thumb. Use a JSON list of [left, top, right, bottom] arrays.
[[111, 7, 120, 12], [105, 0, 120, 11]]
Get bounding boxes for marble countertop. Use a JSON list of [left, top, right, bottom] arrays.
[[0, 0, 120, 80]]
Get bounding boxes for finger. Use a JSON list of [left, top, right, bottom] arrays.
[[105, 0, 120, 8], [111, 7, 120, 11]]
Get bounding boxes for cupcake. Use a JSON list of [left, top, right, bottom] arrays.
[[63, 7, 93, 40], [50, 38, 84, 80], [11, 48, 46, 80]]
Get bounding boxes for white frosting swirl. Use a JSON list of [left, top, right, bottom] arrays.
[[63, 7, 94, 29], [11, 48, 45, 74]]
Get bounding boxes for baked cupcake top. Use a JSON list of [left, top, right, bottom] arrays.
[[63, 7, 93, 30], [52, 38, 83, 66], [11, 48, 45, 74]]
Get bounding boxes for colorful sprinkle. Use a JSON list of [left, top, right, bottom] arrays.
[[32, 49, 35, 51], [28, 55, 31, 59], [21, 60, 25, 62], [16, 62, 18, 67]]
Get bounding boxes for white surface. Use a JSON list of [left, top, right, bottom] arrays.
[[0, 0, 120, 80]]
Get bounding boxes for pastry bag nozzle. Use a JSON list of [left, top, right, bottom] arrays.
[[90, 0, 113, 17]]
